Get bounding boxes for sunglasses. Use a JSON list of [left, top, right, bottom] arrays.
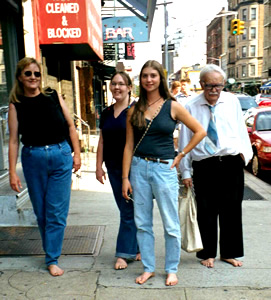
[[24, 71, 41, 78]]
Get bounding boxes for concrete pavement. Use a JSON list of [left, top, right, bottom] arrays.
[[1, 153, 271, 300]]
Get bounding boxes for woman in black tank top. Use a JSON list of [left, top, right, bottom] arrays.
[[8, 57, 81, 277], [122, 60, 206, 286]]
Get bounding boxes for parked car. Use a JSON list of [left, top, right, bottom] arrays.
[[234, 94, 258, 114], [258, 99, 271, 107], [245, 106, 271, 176], [255, 93, 271, 104]]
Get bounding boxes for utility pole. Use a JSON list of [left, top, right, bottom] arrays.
[[157, 1, 172, 85], [164, 0, 168, 82]]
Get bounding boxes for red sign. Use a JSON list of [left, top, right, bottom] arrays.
[[125, 43, 135, 60], [37, 0, 103, 60]]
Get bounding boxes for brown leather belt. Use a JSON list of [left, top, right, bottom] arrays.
[[142, 157, 169, 164]]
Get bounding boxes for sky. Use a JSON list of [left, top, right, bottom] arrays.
[[128, 0, 229, 76]]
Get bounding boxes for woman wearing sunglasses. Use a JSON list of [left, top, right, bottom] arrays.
[[8, 57, 81, 276]]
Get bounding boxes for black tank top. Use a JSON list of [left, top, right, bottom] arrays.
[[133, 100, 176, 159], [14, 92, 66, 146]]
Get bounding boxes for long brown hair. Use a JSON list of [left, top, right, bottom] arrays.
[[9, 57, 43, 103], [130, 60, 175, 128]]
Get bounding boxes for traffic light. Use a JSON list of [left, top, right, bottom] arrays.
[[231, 19, 238, 35], [238, 20, 245, 35], [231, 19, 245, 35]]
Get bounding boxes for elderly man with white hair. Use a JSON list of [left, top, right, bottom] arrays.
[[179, 64, 253, 268]]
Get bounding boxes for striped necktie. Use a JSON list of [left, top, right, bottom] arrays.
[[205, 105, 218, 154]]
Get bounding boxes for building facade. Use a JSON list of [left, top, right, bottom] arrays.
[[227, 0, 264, 91], [262, 0, 271, 80]]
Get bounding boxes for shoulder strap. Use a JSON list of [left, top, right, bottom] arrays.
[[133, 100, 166, 155]]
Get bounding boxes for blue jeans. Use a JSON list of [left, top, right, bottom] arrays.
[[21, 141, 73, 266], [130, 156, 181, 273], [107, 166, 138, 259]]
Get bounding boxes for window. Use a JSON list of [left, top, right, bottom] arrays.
[[250, 45, 256, 57], [236, 67, 239, 78], [250, 27, 256, 39], [242, 46, 247, 58], [242, 9, 247, 21], [250, 64, 256, 76], [251, 8, 256, 20], [242, 65, 246, 77], [1, 70, 6, 84], [236, 48, 239, 59], [242, 28, 247, 40]]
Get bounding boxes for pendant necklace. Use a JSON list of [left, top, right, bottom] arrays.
[[147, 97, 162, 110]]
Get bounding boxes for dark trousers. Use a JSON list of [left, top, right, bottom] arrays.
[[106, 166, 138, 259], [192, 154, 245, 260]]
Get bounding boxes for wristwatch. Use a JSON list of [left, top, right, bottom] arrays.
[[180, 151, 186, 157]]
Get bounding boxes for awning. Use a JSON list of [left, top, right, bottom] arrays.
[[260, 81, 271, 90], [117, 0, 156, 37], [91, 62, 116, 80]]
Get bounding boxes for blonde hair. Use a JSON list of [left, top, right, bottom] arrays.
[[9, 57, 44, 103], [130, 60, 175, 128]]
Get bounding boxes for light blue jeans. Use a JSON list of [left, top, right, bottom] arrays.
[[21, 141, 73, 266], [130, 156, 181, 273]]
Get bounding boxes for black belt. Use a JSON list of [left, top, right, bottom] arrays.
[[141, 157, 169, 164], [193, 154, 240, 164]]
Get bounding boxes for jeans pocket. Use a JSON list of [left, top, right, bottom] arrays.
[[131, 156, 140, 166], [158, 159, 172, 170], [60, 143, 72, 156], [22, 146, 32, 157]]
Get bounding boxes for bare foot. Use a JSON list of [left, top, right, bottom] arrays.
[[165, 273, 178, 286], [200, 258, 215, 268], [115, 257, 128, 270], [47, 265, 64, 276], [135, 253, 141, 261], [221, 258, 243, 267], [135, 272, 155, 284]]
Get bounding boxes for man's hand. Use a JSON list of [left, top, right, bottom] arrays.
[[183, 178, 193, 188]]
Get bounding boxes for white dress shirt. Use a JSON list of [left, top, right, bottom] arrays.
[[179, 91, 253, 179]]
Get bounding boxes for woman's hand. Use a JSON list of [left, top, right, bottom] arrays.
[[170, 153, 183, 170], [9, 172, 22, 193], [73, 154, 81, 172], [96, 167, 106, 184], [122, 178, 133, 200]]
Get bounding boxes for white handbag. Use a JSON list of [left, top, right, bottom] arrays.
[[179, 187, 203, 253]]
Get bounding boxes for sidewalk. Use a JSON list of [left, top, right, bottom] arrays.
[[1, 154, 271, 299]]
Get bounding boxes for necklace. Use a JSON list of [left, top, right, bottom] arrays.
[[147, 97, 162, 110]]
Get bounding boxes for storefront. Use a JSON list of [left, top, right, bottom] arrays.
[[0, 0, 25, 171]]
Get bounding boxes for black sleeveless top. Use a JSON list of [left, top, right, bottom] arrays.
[[99, 102, 134, 169], [14, 92, 67, 146], [133, 100, 176, 159]]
